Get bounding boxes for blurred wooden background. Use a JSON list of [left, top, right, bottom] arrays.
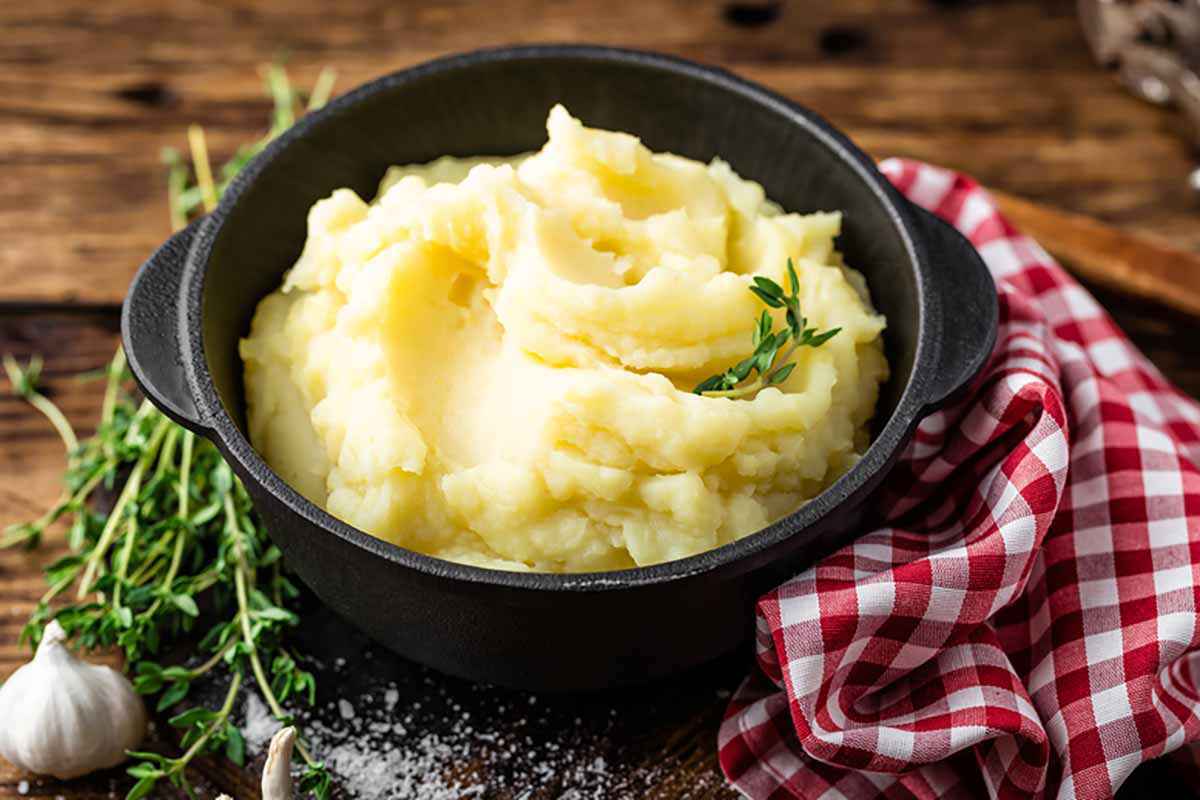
[[3, 0, 1199, 797], [4, 0, 1200, 306]]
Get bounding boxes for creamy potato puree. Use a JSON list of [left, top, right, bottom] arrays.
[[240, 106, 888, 572]]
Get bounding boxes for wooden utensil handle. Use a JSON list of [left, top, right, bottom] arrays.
[[989, 189, 1200, 318]]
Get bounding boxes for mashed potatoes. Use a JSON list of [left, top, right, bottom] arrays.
[[240, 106, 888, 572]]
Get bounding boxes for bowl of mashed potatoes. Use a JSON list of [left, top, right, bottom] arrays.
[[122, 46, 996, 689]]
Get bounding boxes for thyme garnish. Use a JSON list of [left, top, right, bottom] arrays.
[[2, 64, 336, 800], [693, 258, 841, 400]]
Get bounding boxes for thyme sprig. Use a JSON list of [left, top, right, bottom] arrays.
[[694, 258, 841, 399], [162, 63, 337, 223], [3, 64, 336, 800]]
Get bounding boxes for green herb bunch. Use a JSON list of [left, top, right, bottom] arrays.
[[2, 63, 336, 800], [693, 258, 842, 399]]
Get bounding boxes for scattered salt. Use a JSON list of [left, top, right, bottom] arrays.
[[241, 690, 276, 755], [229, 633, 731, 798], [285, 683, 696, 799]]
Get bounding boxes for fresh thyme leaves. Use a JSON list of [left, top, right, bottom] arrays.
[[2, 64, 336, 800], [693, 258, 842, 400]]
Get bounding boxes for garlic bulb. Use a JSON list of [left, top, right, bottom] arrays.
[[262, 726, 296, 800], [0, 620, 147, 778]]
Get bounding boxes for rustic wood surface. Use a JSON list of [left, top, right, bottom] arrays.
[[992, 188, 1200, 319], [4, 0, 1200, 797]]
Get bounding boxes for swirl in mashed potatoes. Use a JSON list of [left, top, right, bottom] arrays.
[[239, 106, 888, 572]]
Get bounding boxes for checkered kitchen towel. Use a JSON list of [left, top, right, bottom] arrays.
[[718, 160, 1200, 799]]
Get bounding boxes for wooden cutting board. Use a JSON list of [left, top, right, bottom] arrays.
[[991, 190, 1200, 320]]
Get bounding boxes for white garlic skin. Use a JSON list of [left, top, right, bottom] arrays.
[[262, 726, 295, 800], [0, 620, 147, 779]]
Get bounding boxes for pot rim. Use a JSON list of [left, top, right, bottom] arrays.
[[179, 44, 938, 592]]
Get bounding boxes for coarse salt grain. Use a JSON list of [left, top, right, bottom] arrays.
[[241, 690, 276, 754], [231, 639, 733, 800], [237, 683, 684, 799]]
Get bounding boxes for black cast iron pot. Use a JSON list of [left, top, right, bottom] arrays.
[[121, 45, 997, 691]]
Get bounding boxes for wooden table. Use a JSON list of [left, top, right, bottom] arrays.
[[3, 1, 1199, 797]]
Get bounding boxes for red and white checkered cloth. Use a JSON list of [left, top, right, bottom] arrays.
[[718, 159, 1200, 800]]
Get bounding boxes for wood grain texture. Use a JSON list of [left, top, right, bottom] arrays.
[[2, 0, 1199, 305], [3, 1, 1200, 798], [993, 189, 1200, 318], [0, 311, 117, 670]]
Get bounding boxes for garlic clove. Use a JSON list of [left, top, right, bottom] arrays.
[[262, 726, 296, 800], [0, 619, 148, 779]]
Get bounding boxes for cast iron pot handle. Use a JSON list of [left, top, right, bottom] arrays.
[[120, 220, 209, 434], [910, 204, 999, 409]]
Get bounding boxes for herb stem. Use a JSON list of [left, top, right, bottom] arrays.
[[178, 670, 242, 766], [187, 125, 218, 214], [166, 154, 189, 233], [41, 571, 78, 605], [776, 339, 802, 371], [699, 339, 806, 399], [113, 516, 138, 609], [179, 431, 193, 517], [101, 349, 127, 431], [306, 67, 337, 111], [700, 376, 765, 400], [695, 259, 840, 399], [78, 417, 171, 598], [73, 465, 109, 504], [0, 478, 80, 548], [190, 572, 220, 594], [189, 637, 238, 678], [155, 426, 180, 482], [127, 529, 175, 585], [3, 355, 78, 453], [227, 493, 317, 766], [0, 525, 38, 549], [123, 399, 157, 446], [129, 555, 166, 588], [265, 63, 296, 133], [28, 391, 77, 452], [14, 465, 112, 552], [143, 431, 194, 617]]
